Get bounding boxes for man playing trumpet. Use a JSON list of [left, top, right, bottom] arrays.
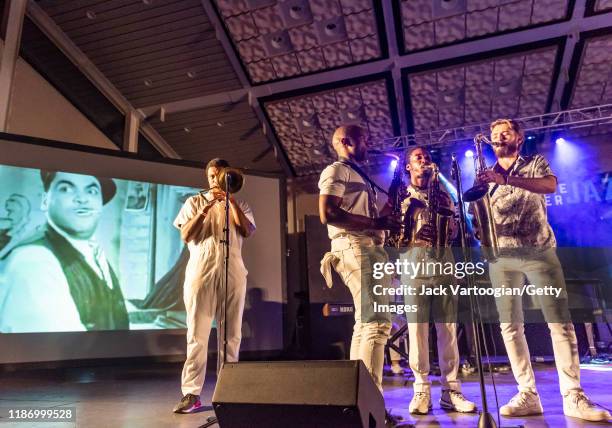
[[172, 158, 256, 414], [399, 147, 477, 414]]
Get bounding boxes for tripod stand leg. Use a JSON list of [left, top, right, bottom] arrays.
[[198, 415, 218, 428]]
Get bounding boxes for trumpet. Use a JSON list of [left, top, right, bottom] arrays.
[[463, 133, 499, 260]]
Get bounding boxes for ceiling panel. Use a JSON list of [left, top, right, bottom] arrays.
[[568, 33, 612, 109], [593, 0, 612, 13], [398, 0, 570, 52], [148, 102, 281, 172], [214, 0, 385, 83], [36, 0, 243, 108], [262, 77, 398, 176], [406, 44, 560, 132]]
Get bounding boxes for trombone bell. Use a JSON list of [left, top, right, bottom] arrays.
[[218, 167, 244, 194]]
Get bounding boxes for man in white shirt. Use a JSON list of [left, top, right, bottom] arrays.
[[173, 158, 255, 414], [319, 124, 400, 392], [0, 171, 128, 333]]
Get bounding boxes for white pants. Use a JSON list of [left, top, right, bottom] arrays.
[[489, 249, 581, 395], [404, 276, 460, 393], [330, 236, 392, 391], [181, 249, 247, 396]]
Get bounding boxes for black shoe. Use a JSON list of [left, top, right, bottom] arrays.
[[173, 393, 202, 414], [385, 409, 403, 427]]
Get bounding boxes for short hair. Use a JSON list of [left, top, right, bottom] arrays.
[[490, 118, 524, 138], [39, 170, 116, 204], [206, 158, 230, 172], [406, 145, 430, 159]]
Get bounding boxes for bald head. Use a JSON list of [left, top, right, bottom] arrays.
[[331, 125, 368, 162]]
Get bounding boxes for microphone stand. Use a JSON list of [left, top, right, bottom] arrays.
[[200, 176, 233, 428], [451, 154, 497, 428]]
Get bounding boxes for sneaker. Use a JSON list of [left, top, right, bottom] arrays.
[[173, 393, 202, 414], [440, 389, 477, 413], [563, 390, 611, 422], [500, 391, 543, 417], [409, 391, 432, 415]]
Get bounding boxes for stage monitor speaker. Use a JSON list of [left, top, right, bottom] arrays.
[[212, 360, 385, 428]]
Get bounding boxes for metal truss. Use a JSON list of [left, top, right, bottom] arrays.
[[380, 104, 612, 150]]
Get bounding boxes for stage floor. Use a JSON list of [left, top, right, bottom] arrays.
[[0, 361, 610, 427]]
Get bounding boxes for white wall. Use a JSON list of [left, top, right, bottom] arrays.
[[1, 40, 117, 150]]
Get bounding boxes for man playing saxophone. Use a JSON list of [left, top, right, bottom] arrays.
[[400, 147, 477, 414], [474, 118, 609, 421], [319, 125, 402, 392]]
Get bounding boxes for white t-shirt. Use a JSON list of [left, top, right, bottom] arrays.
[[318, 161, 384, 242]]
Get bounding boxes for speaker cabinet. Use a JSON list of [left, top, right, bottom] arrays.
[[212, 360, 385, 427]]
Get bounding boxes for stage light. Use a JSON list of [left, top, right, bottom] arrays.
[[390, 159, 398, 169], [552, 136, 583, 173], [465, 150, 474, 158]]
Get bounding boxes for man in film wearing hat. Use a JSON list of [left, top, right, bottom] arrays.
[[0, 171, 128, 333], [172, 158, 255, 414]]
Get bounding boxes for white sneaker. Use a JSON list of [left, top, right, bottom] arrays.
[[409, 391, 432, 415], [563, 390, 611, 422], [500, 391, 543, 417], [440, 389, 477, 413]]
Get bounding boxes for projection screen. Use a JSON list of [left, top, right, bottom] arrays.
[[0, 135, 285, 363]]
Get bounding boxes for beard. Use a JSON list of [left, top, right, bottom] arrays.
[[494, 142, 520, 157]]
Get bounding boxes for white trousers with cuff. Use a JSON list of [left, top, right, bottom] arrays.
[[181, 247, 247, 396], [326, 235, 392, 392], [489, 249, 581, 396]]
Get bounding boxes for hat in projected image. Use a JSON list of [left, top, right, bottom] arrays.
[[40, 171, 117, 205]]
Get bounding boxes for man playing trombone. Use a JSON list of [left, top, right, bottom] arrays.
[[172, 158, 256, 414], [474, 119, 609, 421]]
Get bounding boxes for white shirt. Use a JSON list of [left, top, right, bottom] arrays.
[[0, 245, 85, 333], [318, 161, 384, 242], [48, 220, 113, 288], [173, 192, 255, 288]]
